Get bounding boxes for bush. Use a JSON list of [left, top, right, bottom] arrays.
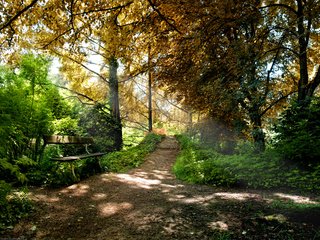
[[101, 133, 163, 172], [274, 98, 320, 165], [0, 181, 33, 232], [173, 135, 236, 187], [174, 134, 320, 192]]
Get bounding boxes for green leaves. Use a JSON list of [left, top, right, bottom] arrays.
[[100, 133, 163, 172], [0, 181, 33, 232], [0, 54, 76, 185], [174, 134, 320, 192], [274, 98, 320, 164]]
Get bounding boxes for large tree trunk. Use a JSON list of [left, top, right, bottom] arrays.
[[148, 46, 153, 132], [295, 0, 320, 105], [297, 0, 309, 105], [109, 56, 122, 151]]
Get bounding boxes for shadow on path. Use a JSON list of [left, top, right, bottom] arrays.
[[4, 137, 320, 239]]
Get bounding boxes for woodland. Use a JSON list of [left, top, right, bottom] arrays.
[[1, 0, 320, 238]]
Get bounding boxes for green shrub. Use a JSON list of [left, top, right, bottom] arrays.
[[274, 98, 320, 164], [101, 133, 163, 172], [0, 181, 33, 232], [173, 135, 236, 187], [174, 134, 320, 192]]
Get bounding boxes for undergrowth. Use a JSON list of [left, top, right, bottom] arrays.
[[0, 181, 33, 233], [173, 134, 320, 192], [101, 133, 163, 172]]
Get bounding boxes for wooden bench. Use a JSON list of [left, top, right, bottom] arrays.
[[44, 135, 107, 179]]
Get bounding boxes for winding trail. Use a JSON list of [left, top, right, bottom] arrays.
[[5, 136, 320, 239]]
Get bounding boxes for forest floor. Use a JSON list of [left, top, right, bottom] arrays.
[[3, 136, 320, 239]]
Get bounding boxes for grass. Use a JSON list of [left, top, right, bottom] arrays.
[[100, 133, 164, 172], [173, 134, 320, 192]]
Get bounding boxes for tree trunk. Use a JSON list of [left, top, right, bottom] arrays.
[[297, 0, 309, 104], [148, 46, 153, 132], [109, 56, 122, 151], [250, 112, 265, 153]]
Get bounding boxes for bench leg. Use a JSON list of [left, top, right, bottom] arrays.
[[95, 156, 102, 173], [69, 162, 78, 181]]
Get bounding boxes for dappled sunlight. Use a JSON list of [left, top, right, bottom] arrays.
[[12, 138, 319, 239], [168, 194, 216, 205], [273, 193, 319, 204], [168, 192, 263, 205], [60, 183, 90, 196], [208, 221, 229, 231], [263, 214, 287, 223], [92, 193, 107, 201], [152, 170, 174, 180], [116, 173, 162, 189], [133, 169, 174, 181], [98, 202, 133, 217], [99, 173, 114, 182], [213, 192, 261, 201], [30, 193, 60, 203], [160, 183, 180, 193], [163, 222, 178, 234], [166, 190, 320, 208]]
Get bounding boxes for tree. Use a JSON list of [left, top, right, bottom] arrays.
[[145, 1, 288, 151], [261, 0, 320, 106], [0, 54, 76, 183], [0, 0, 39, 57]]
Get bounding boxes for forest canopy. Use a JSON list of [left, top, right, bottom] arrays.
[[1, 0, 320, 234], [0, 0, 319, 169]]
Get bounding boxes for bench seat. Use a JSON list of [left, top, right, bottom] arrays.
[[51, 152, 107, 162]]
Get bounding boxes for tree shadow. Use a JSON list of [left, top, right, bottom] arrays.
[[3, 139, 320, 239]]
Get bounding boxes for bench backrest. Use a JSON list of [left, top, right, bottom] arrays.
[[44, 135, 94, 145]]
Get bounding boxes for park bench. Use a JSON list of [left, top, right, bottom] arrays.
[[43, 135, 107, 179]]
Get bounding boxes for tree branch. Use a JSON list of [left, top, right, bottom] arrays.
[[41, 28, 73, 49], [307, 65, 320, 97], [0, 0, 39, 32], [264, 46, 281, 98], [147, 0, 181, 34], [52, 49, 108, 83], [53, 84, 97, 104], [73, 2, 133, 16], [260, 91, 296, 117], [259, 4, 298, 15]]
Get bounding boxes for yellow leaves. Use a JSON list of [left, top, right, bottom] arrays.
[[59, 57, 107, 102]]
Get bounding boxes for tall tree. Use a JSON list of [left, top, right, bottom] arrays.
[[147, 0, 298, 151], [262, 0, 320, 106]]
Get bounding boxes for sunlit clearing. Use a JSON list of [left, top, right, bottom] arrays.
[[208, 221, 229, 231], [60, 184, 90, 196], [116, 174, 161, 189], [213, 192, 261, 201], [274, 193, 319, 204], [98, 202, 133, 217]]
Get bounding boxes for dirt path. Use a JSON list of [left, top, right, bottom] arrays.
[[4, 136, 320, 239]]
